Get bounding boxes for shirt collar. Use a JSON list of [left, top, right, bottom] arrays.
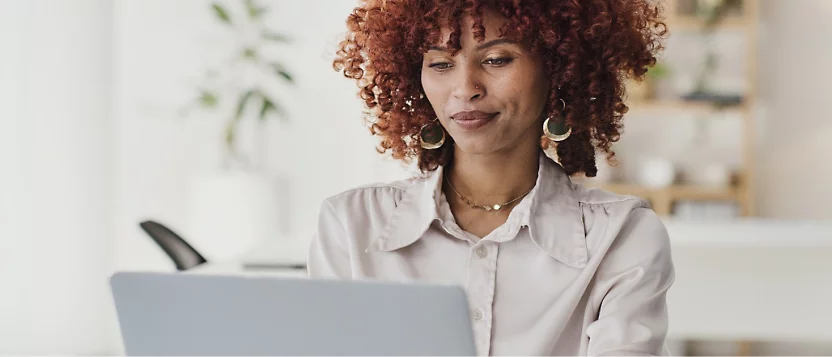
[[366, 153, 588, 268]]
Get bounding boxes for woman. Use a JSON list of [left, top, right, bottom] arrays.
[[309, 0, 674, 355]]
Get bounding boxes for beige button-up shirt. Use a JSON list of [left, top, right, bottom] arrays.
[[308, 154, 675, 356]]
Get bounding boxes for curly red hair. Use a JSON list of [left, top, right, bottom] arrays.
[[334, 0, 666, 176]]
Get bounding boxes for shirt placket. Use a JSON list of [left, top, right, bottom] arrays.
[[466, 238, 499, 356]]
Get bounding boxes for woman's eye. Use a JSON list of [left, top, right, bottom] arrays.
[[484, 57, 513, 66], [428, 62, 453, 70]]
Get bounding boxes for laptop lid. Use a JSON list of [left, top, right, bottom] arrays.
[[109, 272, 476, 356]]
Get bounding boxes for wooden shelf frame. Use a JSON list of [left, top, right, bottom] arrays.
[[612, 0, 759, 217], [627, 100, 747, 115], [583, 183, 739, 216]]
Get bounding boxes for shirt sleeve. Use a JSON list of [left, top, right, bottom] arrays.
[[307, 199, 352, 279], [586, 206, 676, 356]]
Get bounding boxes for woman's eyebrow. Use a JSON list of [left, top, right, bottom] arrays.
[[428, 38, 517, 52]]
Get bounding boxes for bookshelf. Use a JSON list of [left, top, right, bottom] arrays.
[[585, 0, 759, 218]]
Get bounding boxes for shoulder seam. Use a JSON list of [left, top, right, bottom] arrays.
[[572, 182, 651, 207], [326, 179, 416, 202], [577, 194, 648, 206]]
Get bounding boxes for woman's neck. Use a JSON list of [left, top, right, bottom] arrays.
[[446, 143, 540, 206]]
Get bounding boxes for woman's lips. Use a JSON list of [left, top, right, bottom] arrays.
[[451, 111, 499, 131]]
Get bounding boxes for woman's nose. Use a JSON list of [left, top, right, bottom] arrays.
[[452, 68, 485, 101]]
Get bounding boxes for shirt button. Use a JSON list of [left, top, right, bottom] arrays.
[[471, 308, 483, 321], [475, 246, 487, 258]]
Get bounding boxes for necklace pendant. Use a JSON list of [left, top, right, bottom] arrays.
[[492, 204, 502, 211]]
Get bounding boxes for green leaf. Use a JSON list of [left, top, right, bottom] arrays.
[[211, 3, 232, 24], [271, 63, 294, 83], [224, 121, 236, 146], [259, 98, 276, 121], [647, 62, 669, 79], [242, 48, 258, 60], [258, 95, 286, 121], [235, 89, 256, 120], [244, 0, 267, 19], [244, 0, 256, 15], [262, 31, 291, 43], [198, 91, 219, 108]]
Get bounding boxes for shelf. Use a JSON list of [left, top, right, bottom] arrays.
[[667, 16, 750, 31], [626, 100, 745, 115], [599, 0, 759, 217], [594, 183, 739, 201], [666, 184, 739, 201], [579, 182, 741, 216]]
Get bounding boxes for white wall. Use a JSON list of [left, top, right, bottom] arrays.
[[107, 1, 832, 355], [757, 0, 832, 219], [112, 0, 411, 271], [1, 0, 830, 355], [0, 0, 116, 354], [107, 0, 832, 269]]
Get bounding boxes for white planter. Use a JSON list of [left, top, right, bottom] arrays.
[[185, 171, 280, 262], [685, 163, 732, 188], [637, 158, 676, 189]]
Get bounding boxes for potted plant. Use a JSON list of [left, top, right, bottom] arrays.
[[182, 0, 294, 168], [683, 0, 744, 106], [181, 0, 295, 262], [627, 61, 670, 102]]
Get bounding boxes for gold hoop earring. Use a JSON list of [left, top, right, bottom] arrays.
[[420, 118, 446, 149], [543, 98, 571, 142]]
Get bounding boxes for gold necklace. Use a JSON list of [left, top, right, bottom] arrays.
[[444, 173, 534, 212]]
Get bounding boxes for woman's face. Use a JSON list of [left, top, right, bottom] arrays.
[[420, 10, 549, 156]]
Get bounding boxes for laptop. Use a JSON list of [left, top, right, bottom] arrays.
[[109, 272, 477, 356]]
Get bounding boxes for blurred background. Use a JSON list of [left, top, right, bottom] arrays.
[[0, 0, 830, 355]]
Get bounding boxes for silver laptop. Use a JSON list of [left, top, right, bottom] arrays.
[[109, 272, 476, 356]]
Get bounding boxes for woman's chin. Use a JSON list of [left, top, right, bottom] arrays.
[[451, 139, 503, 157]]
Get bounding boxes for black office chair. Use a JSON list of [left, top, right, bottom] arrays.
[[139, 220, 208, 271]]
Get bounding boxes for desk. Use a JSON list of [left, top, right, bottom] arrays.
[[666, 243, 832, 343], [192, 218, 832, 344], [661, 218, 832, 345]]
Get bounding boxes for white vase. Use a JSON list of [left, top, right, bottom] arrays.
[[637, 158, 676, 189], [685, 163, 732, 188], [184, 171, 280, 262]]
